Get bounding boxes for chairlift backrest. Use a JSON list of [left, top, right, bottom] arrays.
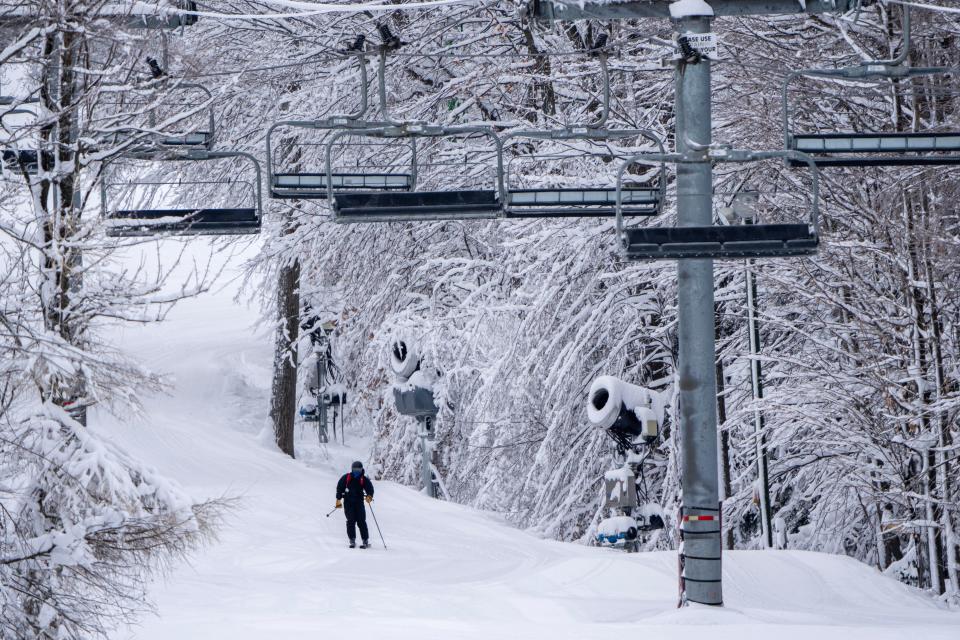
[[101, 82, 217, 152]]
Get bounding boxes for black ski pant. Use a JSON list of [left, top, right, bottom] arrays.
[[344, 503, 369, 541]]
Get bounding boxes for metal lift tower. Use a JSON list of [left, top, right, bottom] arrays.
[[526, 0, 860, 607]]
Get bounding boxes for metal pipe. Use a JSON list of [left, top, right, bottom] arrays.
[[877, 5, 910, 68], [344, 52, 369, 121], [377, 49, 404, 126], [744, 244, 773, 549], [615, 149, 679, 239], [590, 53, 610, 129], [324, 128, 353, 202]]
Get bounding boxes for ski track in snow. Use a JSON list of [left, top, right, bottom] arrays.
[[96, 240, 959, 640]]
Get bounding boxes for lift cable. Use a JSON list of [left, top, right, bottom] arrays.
[[882, 0, 960, 16]]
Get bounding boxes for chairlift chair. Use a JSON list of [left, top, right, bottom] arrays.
[[501, 50, 667, 219], [101, 150, 263, 236], [327, 123, 504, 223], [616, 149, 821, 260], [266, 51, 413, 199], [124, 0, 199, 29], [503, 128, 666, 219], [310, 32, 504, 222], [102, 82, 217, 152], [1, 105, 46, 176], [782, 7, 960, 167]]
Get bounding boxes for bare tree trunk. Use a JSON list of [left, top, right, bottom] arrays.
[[269, 258, 300, 458], [39, 22, 87, 423]]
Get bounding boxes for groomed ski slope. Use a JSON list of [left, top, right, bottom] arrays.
[[97, 241, 958, 640]]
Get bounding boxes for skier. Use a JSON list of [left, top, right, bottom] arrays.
[[335, 460, 375, 548]]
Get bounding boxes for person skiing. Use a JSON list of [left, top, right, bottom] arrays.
[[335, 460, 375, 548]]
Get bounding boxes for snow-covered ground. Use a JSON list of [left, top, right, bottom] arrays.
[[97, 240, 958, 640]]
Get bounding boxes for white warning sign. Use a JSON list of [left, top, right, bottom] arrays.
[[676, 32, 719, 60]]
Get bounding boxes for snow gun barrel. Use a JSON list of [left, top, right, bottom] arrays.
[[586, 376, 659, 444], [390, 338, 420, 382]]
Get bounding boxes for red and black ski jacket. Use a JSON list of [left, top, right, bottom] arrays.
[[336, 472, 374, 507]]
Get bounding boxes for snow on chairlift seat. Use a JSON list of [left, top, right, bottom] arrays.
[[105, 207, 261, 237], [624, 223, 818, 260], [271, 172, 411, 199], [333, 189, 502, 223], [788, 132, 960, 167]]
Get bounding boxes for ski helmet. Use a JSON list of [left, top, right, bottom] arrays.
[[351, 460, 364, 471]]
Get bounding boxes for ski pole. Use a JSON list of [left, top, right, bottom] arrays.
[[368, 503, 387, 550], [325, 506, 338, 518]]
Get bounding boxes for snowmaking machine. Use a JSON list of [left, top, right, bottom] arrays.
[[587, 375, 665, 552], [389, 336, 443, 498]]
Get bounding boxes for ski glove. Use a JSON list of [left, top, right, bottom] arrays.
[[365, 495, 373, 504], [335, 500, 342, 509]]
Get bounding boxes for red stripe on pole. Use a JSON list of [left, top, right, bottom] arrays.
[[683, 515, 716, 522]]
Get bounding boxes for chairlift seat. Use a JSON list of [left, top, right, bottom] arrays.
[[506, 187, 660, 218], [106, 208, 261, 237], [334, 189, 501, 223], [2, 149, 48, 174], [271, 172, 411, 199], [157, 132, 213, 147], [788, 132, 960, 166], [625, 224, 818, 260]]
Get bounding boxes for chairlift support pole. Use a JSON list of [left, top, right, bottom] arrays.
[[673, 14, 722, 607], [417, 414, 436, 497], [528, 0, 848, 607]]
